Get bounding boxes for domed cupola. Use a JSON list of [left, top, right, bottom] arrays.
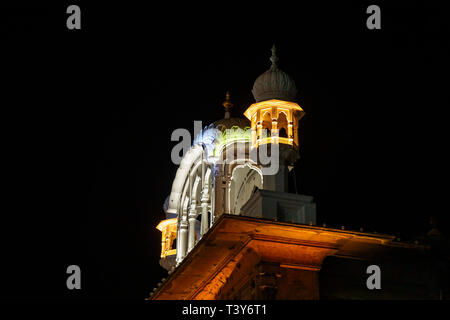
[[252, 45, 297, 103], [245, 46, 304, 150]]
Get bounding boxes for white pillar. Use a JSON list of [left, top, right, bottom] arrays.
[[200, 188, 209, 236], [224, 172, 231, 214], [210, 182, 215, 227], [188, 201, 197, 252], [200, 159, 209, 236], [177, 218, 188, 262], [272, 118, 278, 144], [176, 225, 181, 263]]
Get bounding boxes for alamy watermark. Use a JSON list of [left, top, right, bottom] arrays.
[[366, 5, 381, 30], [366, 264, 381, 290], [66, 265, 81, 290], [66, 5, 81, 30], [66, 5, 380, 31]]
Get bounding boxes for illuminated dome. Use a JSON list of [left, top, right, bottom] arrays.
[[252, 45, 297, 103]]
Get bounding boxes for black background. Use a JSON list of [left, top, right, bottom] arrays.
[[1, 1, 449, 299]]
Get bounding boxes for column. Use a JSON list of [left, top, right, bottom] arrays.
[[256, 110, 262, 146], [210, 182, 215, 227], [200, 188, 210, 236], [188, 201, 197, 252], [177, 218, 188, 262], [288, 121, 294, 145], [272, 117, 278, 143], [223, 171, 231, 214], [251, 117, 257, 147], [200, 159, 208, 236], [160, 227, 167, 258]]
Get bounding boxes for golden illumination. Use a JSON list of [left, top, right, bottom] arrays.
[[244, 99, 304, 149], [156, 218, 177, 258], [257, 136, 292, 146]]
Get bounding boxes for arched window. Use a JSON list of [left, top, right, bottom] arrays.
[[171, 237, 177, 249], [230, 164, 263, 215], [279, 127, 287, 138], [262, 112, 272, 138], [277, 112, 288, 138]]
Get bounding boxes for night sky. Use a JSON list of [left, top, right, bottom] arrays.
[[1, 2, 449, 299]]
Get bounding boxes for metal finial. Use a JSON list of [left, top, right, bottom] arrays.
[[222, 91, 233, 119], [270, 44, 279, 68]]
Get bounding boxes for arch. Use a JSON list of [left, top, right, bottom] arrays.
[[192, 175, 202, 209], [167, 144, 205, 215], [169, 144, 215, 263], [219, 140, 250, 168], [178, 159, 210, 222], [262, 111, 272, 138], [230, 160, 262, 179], [277, 111, 288, 138], [204, 167, 212, 190], [230, 162, 263, 215], [178, 176, 190, 216], [182, 195, 190, 215]]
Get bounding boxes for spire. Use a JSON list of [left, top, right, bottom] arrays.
[[269, 44, 279, 70], [252, 45, 297, 102], [222, 91, 233, 119]]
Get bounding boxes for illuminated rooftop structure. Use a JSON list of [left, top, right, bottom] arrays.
[[151, 46, 447, 301], [156, 46, 315, 273]]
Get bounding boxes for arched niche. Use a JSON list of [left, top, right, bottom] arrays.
[[277, 111, 288, 138], [230, 163, 263, 215], [262, 111, 272, 137]]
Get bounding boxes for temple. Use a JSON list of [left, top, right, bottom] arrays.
[[150, 46, 447, 300]]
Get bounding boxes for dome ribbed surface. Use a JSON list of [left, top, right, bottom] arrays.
[[252, 66, 297, 102]]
